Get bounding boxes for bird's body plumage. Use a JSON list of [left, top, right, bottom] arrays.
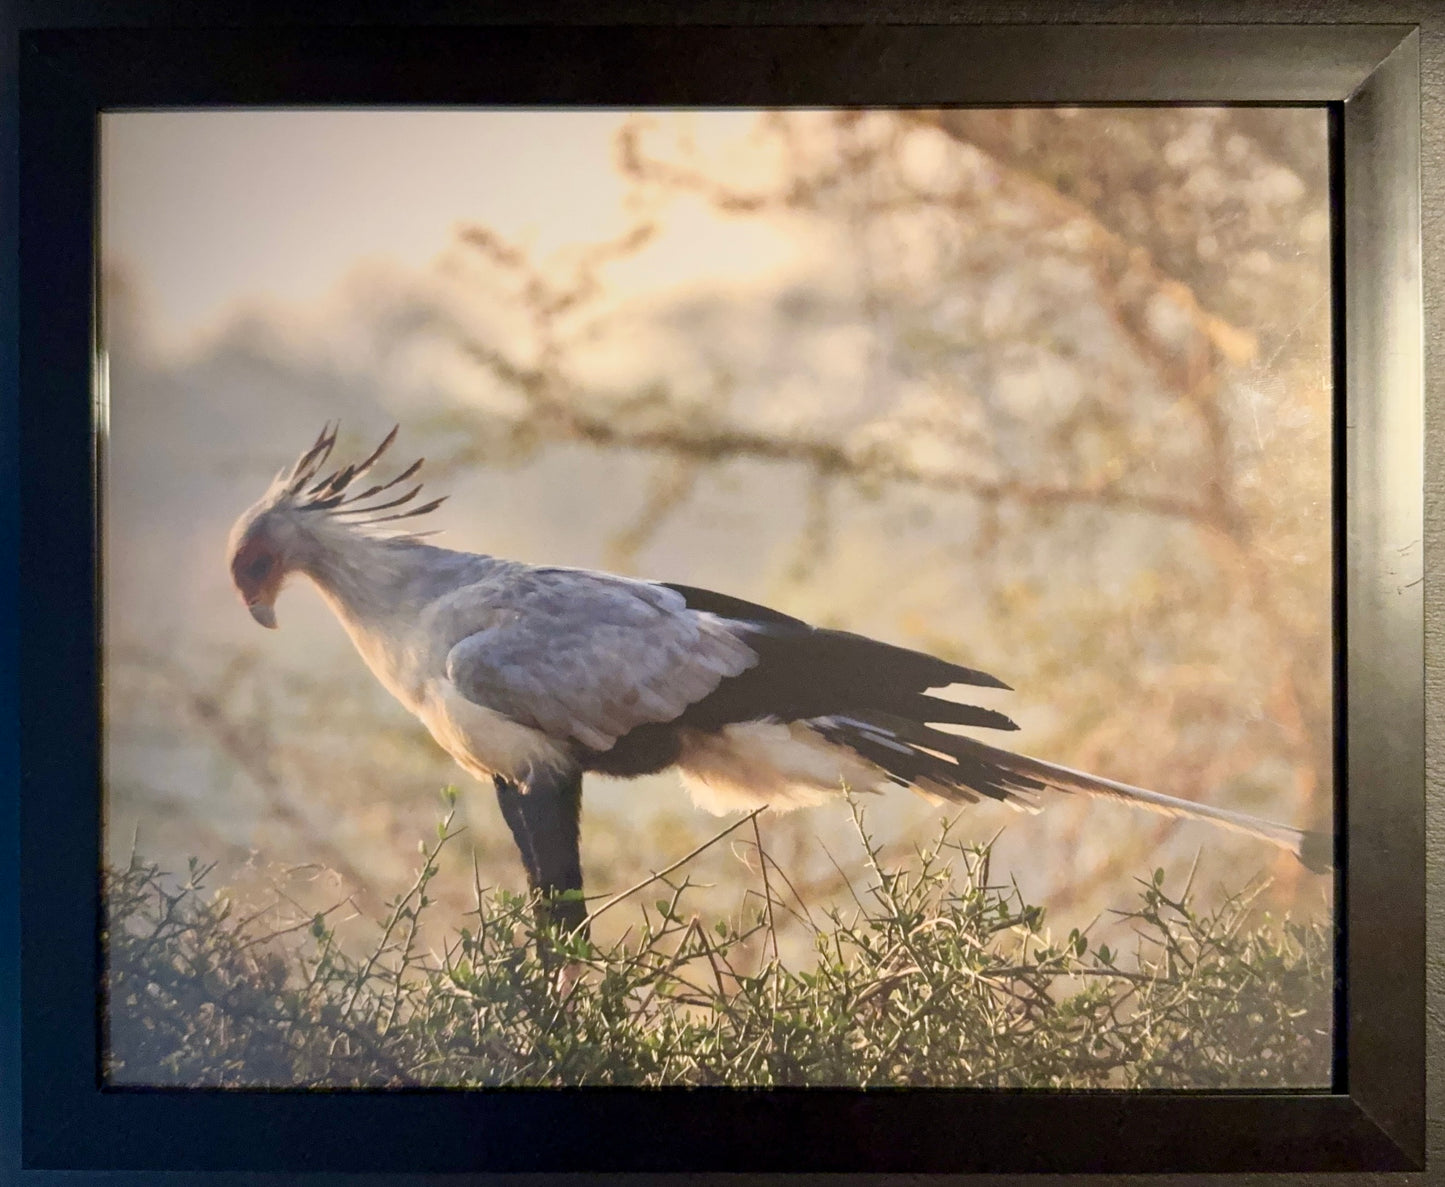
[[228, 427, 1331, 935]]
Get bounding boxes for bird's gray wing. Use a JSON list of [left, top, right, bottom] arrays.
[[442, 567, 759, 752]]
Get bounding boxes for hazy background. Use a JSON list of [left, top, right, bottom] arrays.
[[100, 108, 1334, 973]]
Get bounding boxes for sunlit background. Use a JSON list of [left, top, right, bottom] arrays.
[[100, 108, 1334, 1004]]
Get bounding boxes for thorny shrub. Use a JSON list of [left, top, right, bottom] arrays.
[[104, 791, 1332, 1088]]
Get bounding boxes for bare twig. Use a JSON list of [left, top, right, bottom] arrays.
[[580, 808, 766, 930]]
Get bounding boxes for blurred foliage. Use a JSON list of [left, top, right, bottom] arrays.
[[427, 108, 1334, 905], [106, 801, 1330, 1088]]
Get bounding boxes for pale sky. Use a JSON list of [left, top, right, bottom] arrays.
[[100, 109, 793, 349]]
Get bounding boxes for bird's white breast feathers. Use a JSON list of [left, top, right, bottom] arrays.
[[418, 679, 571, 783]]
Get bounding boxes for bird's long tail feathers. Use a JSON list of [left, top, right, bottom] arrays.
[[822, 715, 1333, 874]]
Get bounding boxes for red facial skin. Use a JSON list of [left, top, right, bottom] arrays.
[[230, 536, 284, 628]]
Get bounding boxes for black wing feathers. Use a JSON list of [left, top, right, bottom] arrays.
[[658, 581, 1014, 731], [659, 583, 810, 629], [883, 693, 1018, 732], [810, 716, 1046, 805]]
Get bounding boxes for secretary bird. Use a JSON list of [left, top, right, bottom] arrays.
[[228, 425, 1331, 936]]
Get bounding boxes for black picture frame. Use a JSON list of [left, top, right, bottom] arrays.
[[2, 9, 1428, 1180]]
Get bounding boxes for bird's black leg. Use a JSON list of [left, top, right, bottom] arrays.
[[493, 769, 588, 944]]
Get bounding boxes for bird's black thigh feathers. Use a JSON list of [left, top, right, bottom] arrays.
[[494, 770, 587, 938], [576, 721, 682, 777]]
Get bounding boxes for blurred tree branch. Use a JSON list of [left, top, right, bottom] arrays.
[[925, 108, 1328, 361], [426, 113, 1333, 879]]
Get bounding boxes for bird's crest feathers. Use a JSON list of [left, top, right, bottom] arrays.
[[262, 422, 446, 538]]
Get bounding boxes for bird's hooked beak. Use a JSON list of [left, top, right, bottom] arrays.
[[247, 600, 278, 629], [229, 518, 286, 629]]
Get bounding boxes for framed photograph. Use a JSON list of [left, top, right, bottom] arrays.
[[7, 12, 1426, 1179]]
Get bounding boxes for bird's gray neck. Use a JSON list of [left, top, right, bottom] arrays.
[[288, 517, 482, 628], [269, 512, 499, 711]]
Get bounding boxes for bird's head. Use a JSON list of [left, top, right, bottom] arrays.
[[227, 423, 443, 629]]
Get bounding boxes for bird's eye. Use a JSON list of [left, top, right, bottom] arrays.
[[243, 554, 274, 582]]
